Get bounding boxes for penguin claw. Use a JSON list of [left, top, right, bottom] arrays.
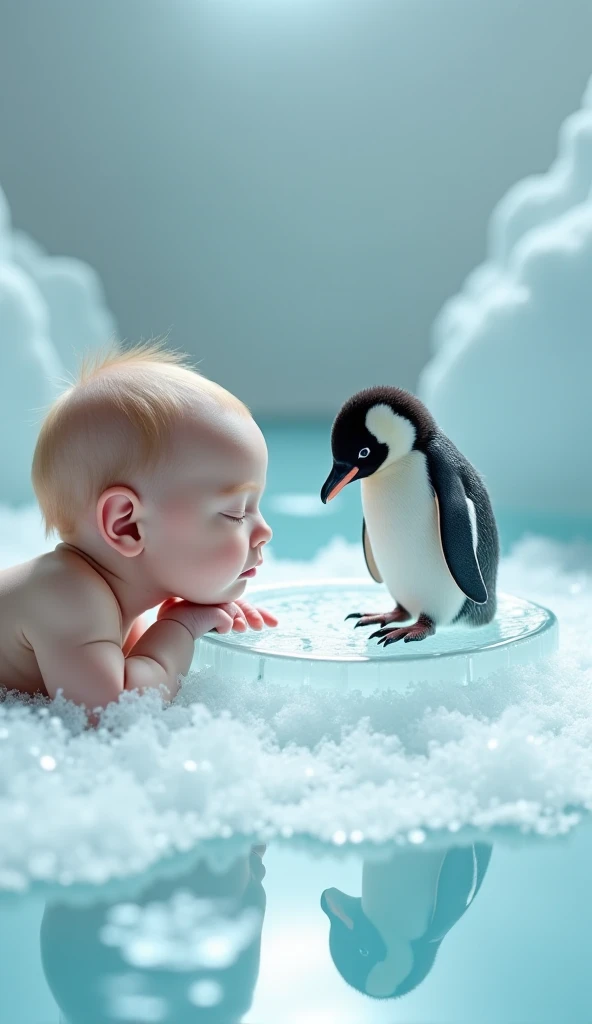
[[349, 607, 412, 629], [381, 628, 408, 645], [383, 630, 412, 646], [372, 616, 436, 646]]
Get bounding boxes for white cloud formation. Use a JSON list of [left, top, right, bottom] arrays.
[[12, 230, 116, 379], [0, 185, 116, 504], [419, 76, 592, 517]]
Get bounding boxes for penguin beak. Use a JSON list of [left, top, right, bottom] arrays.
[[321, 463, 359, 503], [321, 888, 355, 929]]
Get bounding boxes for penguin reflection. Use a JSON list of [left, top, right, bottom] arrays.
[[41, 846, 267, 1024], [321, 842, 492, 999]]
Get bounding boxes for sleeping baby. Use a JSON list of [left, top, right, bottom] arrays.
[[0, 340, 277, 712]]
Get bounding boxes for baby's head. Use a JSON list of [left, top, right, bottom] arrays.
[[32, 340, 272, 605]]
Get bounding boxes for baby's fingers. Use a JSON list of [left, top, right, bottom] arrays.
[[235, 601, 278, 630], [216, 602, 247, 633], [256, 606, 279, 627], [210, 609, 235, 634], [235, 601, 264, 630]]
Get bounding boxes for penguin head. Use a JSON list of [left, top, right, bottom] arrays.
[[320, 887, 440, 1000], [320, 888, 387, 993], [321, 386, 436, 502]]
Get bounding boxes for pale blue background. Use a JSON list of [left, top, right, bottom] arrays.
[[0, 0, 591, 414]]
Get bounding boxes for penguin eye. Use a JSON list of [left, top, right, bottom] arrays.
[[358, 447, 370, 459], [359, 947, 369, 957]]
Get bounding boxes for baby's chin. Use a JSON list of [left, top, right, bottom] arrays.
[[224, 577, 248, 601], [176, 578, 247, 605], [207, 578, 248, 604]]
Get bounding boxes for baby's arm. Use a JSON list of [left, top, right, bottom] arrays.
[[125, 600, 243, 699], [25, 575, 231, 709], [24, 571, 127, 708]]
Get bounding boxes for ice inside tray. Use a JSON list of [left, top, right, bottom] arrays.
[[194, 580, 558, 692]]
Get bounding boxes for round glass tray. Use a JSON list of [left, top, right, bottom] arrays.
[[194, 579, 558, 692]]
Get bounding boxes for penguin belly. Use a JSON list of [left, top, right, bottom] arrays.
[[361, 451, 466, 624], [362, 849, 444, 939]]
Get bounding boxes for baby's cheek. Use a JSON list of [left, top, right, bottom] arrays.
[[204, 529, 245, 573], [223, 529, 248, 565]]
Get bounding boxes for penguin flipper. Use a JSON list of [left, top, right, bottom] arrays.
[[426, 441, 488, 605], [427, 843, 492, 943], [363, 520, 383, 583]]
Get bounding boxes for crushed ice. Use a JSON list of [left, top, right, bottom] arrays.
[[1, 518, 592, 892]]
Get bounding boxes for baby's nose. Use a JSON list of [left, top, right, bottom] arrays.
[[253, 516, 273, 546]]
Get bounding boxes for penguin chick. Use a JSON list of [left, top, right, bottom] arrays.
[[320, 386, 499, 645]]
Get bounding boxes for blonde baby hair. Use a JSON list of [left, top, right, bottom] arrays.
[[31, 338, 250, 539]]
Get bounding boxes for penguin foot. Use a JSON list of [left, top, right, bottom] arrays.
[[346, 605, 411, 628], [370, 614, 435, 646]]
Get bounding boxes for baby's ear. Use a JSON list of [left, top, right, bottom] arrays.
[[96, 486, 144, 556]]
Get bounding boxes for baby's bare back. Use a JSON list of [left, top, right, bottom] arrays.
[[0, 548, 123, 697]]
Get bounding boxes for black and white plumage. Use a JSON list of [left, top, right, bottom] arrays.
[[320, 386, 499, 645], [321, 843, 492, 999]]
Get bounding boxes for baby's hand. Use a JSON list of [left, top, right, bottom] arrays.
[[234, 599, 279, 631], [157, 598, 278, 640], [157, 599, 248, 640]]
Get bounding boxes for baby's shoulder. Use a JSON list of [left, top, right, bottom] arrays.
[[22, 548, 121, 637]]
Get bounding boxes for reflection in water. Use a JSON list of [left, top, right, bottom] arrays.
[[321, 842, 492, 1000], [40, 847, 267, 1024]]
